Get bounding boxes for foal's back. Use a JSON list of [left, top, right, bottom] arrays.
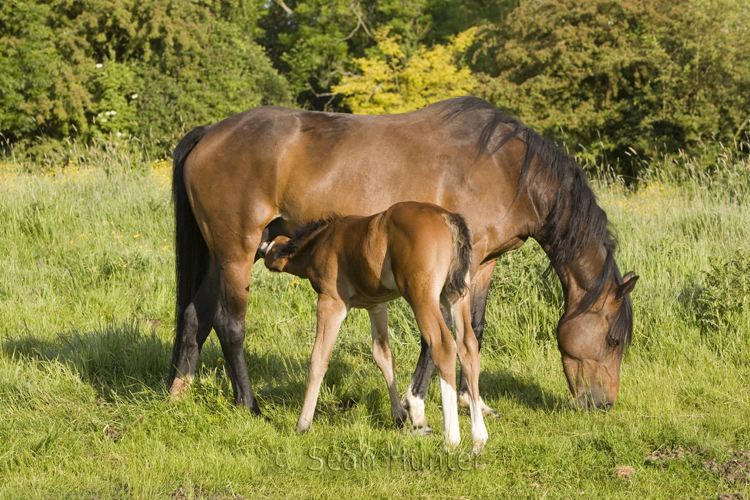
[[326, 202, 468, 309]]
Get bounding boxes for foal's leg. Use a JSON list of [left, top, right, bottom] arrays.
[[213, 255, 261, 413], [169, 258, 220, 398], [452, 296, 488, 453], [297, 294, 348, 433], [367, 304, 408, 427], [458, 260, 500, 418], [409, 296, 460, 448]]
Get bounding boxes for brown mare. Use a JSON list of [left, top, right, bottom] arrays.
[[258, 202, 487, 450], [170, 97, 638, 430]]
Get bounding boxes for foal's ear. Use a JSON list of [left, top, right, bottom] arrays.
[[615, 272, 639, 300]]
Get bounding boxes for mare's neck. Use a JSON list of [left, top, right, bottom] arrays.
[[530, 169, 611, 312], [544, 239, 608, 312]]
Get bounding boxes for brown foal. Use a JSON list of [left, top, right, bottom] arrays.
[[259, 201, 488, 451]]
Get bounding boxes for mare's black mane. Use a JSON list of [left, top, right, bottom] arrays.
[[442, 96, 632, 347]]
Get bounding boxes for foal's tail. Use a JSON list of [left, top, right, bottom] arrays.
[[442, 212, 472, 304], [170, 125, 211, 382]]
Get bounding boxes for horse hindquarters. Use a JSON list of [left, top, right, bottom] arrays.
[[172, 125, 267, 413]]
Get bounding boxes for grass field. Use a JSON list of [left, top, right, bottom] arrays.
[[1, 146, 749, 499]]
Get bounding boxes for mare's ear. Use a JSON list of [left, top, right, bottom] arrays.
[[615, 272, 639, 300]]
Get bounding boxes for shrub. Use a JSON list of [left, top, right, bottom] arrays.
[[0, 0, 291, 155], [696, 248, 750, 334], [332, 27, 477, 114], [474, 0, 750, 177]]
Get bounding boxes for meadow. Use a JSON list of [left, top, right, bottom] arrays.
[[0, 143, 749, 499]]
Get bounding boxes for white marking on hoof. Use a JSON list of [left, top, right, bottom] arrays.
[[459, 391, 471, 409], [469, 398, 488, 452], [480, 400, 500, 418], [439, 377, 460, 449], [168, 375, 193, 400], [402, 385, 429, 430]]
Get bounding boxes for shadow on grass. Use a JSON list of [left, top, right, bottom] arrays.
[[479, 368, 566, 412], [0, 319, 364, 416], [1, 319, 171, 401]]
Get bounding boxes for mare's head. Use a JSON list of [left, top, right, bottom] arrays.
[[440, 96, 640, 411], [557, 268, 637, 411]]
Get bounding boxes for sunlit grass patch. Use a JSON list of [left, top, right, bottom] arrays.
[[0, 148, 748, 498]]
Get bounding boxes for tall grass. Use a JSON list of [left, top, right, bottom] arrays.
[[0, 141, 749, 498]]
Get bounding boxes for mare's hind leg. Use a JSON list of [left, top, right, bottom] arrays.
[[458, 260, 500, 418], [402, 337, 433, 434], [169, 259, 220, 398], [367, 304, 408, 427], [213, 255, 261, 413]]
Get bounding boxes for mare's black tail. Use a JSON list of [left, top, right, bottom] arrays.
[[442, 212, 472, 304], [170, 125, 210, 383]]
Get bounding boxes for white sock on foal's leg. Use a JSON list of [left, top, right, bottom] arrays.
[[439, 377, 460, 448], [469, 398, 489, 453]]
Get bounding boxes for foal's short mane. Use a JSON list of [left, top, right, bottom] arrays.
[[442, 96, 632, 347], [274, 216, 340, 261]]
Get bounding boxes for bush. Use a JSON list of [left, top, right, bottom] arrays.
[[474, 0, 750, 177], [0, 0, 291, 155], [696, 248, 750, 334], [332, 27, 477, 114]]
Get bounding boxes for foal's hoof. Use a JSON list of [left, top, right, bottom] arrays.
[[409, 423, 432, 436], [472, 441, 486, 455]]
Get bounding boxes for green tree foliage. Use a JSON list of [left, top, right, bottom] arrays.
[[258, 0, 431, 110], [475, 0, 750, 174], [257, 0, 518, 110], [0, 0, 290, 151], [333, 27, 477, 114]]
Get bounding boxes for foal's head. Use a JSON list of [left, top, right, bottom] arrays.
[[259, 236, 292, 273], [557, 270, 637, 411]]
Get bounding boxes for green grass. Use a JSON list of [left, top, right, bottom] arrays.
[[1, 150, 749, 499]]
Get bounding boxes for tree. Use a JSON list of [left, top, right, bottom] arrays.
[[474, 0, 750, 174], [0, 0, 291, 152], [332, 27, 477, 114]]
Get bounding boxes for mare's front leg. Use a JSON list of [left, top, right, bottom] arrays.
[[458, 260, 500, 418], [297, 294, 348, 433], [367, 304, 408, 427], [452, 296, 488, 453]]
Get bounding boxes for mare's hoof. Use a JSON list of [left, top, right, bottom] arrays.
[[483, 407, 501, 419], [393, 415, 408, 429], [166, 377, 191, 403], [409, 423, 432, 436]]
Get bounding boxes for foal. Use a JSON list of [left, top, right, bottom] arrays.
[[259, 201, 488, 450]]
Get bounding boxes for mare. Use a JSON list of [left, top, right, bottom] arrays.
[[258, 201, 487, 450], [170, 96, 638, 428]]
